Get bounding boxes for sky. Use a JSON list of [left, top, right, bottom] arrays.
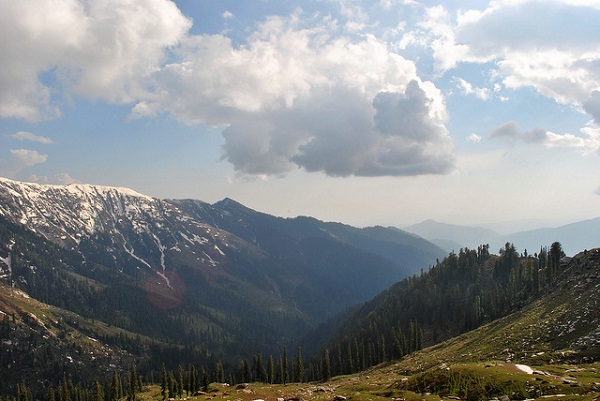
[[1, 0, 600, 232]]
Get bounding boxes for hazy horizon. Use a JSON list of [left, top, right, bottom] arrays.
[[1, 0, 599, 231]]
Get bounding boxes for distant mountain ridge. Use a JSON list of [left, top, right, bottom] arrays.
[[170, 197, 444, 274], [404, 218, 600, 255]]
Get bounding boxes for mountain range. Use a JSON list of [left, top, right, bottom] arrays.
[[1, 176, 599, 399], [404, 218, 600, 256], [0, 176, 444, 383]]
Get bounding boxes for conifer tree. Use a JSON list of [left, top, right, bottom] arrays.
[[239, 359, 250, 383], [168, 371, 175, 399], [549, 241, 564, 280], [17, 383, 30, 401], [160, 366, 168, 401], [62, 373, 71, 401], [321, 349, 331, 382], [282, 347, 289, 384], [214, 362, 225, 383], [188, 364, 196, 395], [127, 366, 138, 401], [202, 371, 209, 392], [345, 341, 354, 373], [277, 356, 283, 384], [256, 354, 267, 383], [267, 355, 275, 384], [296, 347, 304, 383], [92, 381, 103, 401], [111, 371, 121, 401], [46, 386, 56, 401], [335, 344, 343, 376], [177, 365, 184, 398]]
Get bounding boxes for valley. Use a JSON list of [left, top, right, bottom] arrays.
[[0, 177, 599, 401]]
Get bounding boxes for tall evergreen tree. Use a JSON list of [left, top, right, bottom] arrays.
[[267, 355, 275, 384], [160, 366, 168, 401], [321, 349, 331, 382], [168, 371, 175, 399], [91, 381, 103, 401], [127, 365, 139, 401], [549, 241, 564, 280], [46, 386, 56, 401], [61, 373, 71, 401], [188, 364, 196, 395], [256, 354, 267, 383], [202, 370, 209, 392], [296, 347, 304, 383], [214, 362, 225, 384], [282, 347, 289, 384], [177, 365, 184, 399]]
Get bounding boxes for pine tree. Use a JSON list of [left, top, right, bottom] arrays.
[[277, 356, 283, 384], [46, 386, 56, 401], [160, 365, 168, 400], [240, 359, 251, 383], [321, 349, 331, 382], [111, 371, 122, 401], [177, 365, 184, 398], [214, 362, 225, 383], [202, 370, 209, 392], [17, 383, 30, 401], [345, 341, 354, 373], [296, 347, 304, 383], [256, 354, 267, 383], [62, 373, 71, 401], [127, 366, 138, 401], [168, 371, 175, 399], [282, 346, 289, 384], [188, 364, 196, 395], [92, 381, 103, 401], [335, 344, 343, 376], [267, 355, 275, 384], [549, 241, 564, 281]]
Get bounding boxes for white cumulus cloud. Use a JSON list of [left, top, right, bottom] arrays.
[[0, 0, 191, 121], [135, 14, 454, 177]]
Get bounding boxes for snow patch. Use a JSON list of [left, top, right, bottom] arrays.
[[180, 232, 209, 245], [214, 245, 225, 256], [515, 364, 534, 374], [202, 251, 218, 267]]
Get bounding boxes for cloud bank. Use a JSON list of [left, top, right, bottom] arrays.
[[0, 2, 455, 178], [3, 0, 600, 178]]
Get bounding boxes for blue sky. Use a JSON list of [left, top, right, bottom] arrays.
[[1, 0, 599, 232]]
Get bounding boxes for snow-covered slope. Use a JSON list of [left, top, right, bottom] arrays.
[[0, 177, 245, 284], [0, 176, 433, 329]]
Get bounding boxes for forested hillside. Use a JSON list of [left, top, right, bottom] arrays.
[[307, 242, 571, 379]]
